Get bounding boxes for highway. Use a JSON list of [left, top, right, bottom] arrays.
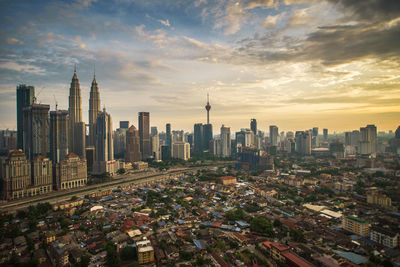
[[0, 163, 230, 213]]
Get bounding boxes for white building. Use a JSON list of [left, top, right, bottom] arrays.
[[220, 125, 231, 157], [172, 142, 190, 160]]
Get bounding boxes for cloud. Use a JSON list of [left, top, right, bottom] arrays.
[[0, 61, 46, 75], [158, 19, 171, 27], [263, 12, 286, 27], [214, 2, 251, 35], [245, 0, 279, 9], [6, 38, 23, 45], [135, 24, 175, 47]]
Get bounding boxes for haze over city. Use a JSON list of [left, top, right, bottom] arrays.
[[1, 0, 399, 132]]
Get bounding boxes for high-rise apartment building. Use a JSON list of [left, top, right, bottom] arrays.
[[0, 130, 17, 153], [172, 142, 190, 161], [345, 132, 352, 146], [138, 112, 151, 159], [113, 128, 127, 158], [125, 125, 141, 163], [50, 110, 69, 163], [88, 75, 101, 147], [220, 125, 231, 157], [295, 131, 312, 155], [16, 84, 35, 149], [23, 104, 50, 160], [269, 125, 279, 146], [151, 129, 160, 160], [68, 69, 85, 158], [359, 124, 377, 157]]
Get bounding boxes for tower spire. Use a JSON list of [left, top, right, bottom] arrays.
[[205, 93, 211, 124], [74, 63, 77, 73]]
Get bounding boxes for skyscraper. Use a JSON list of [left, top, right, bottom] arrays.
[[323, 128, 328, 141], [166, 123, 172, 157], [194, 123, 203, 154], [359, 124, 377, 157], [68, 68, 85, 158], [203, 124, 213, 152], [295, 131, 312, 155], [269, 125, 279, 146], [50, 110, 69, 163], [22, 104, 50, 160], [88, 74, 100, 147], [220, 125, 231, 157], [250, 119, 257, 135], [138, 112, 150, 159], [16, 84, 35, 149], [125, 125, 141, 163], [151, 128, 160, 160], [344, 132, 352, 146], [93, 108, 117, 174]]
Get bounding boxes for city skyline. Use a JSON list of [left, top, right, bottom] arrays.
[[1, 0, 399, 132]]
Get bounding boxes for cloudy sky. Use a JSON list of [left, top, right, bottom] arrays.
[[0, 0, 399, 133]]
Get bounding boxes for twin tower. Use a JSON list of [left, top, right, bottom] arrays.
[[68, 67, 110, 165]]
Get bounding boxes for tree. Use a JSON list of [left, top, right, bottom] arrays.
[[225, 208, 245, 221], [120, 246, 137, 261], [117, 168, 126, 175], [105, 242, 121, 267], [250, 217, 273, 235]]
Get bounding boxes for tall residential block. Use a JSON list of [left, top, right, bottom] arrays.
[[17, 85, 35, 149], [126, 125, 141, 163], [203, 124, 213, 152], [166, 123, 172, 157], [151, 128, 160, 160], [50, 110, 69, 163], [139, 112, 151, 159], [220, 125, 231, 157], [172, 142, 190, 161], [23, 104, 50, 160], [359, 124, 377, 157], [323, 128, 328, 141], [250, 119, 257, 135]]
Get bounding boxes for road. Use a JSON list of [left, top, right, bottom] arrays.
[[0, 163, 231, 213]]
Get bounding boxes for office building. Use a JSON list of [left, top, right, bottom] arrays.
[[138, 112, 151, 159], [17, 84, 35, 149], [193, 123, 203, 154], [50, 110, 69, 163], [312, 127, 319, 147], [68, 69, 85, 158], [250, 119, 257, 135], [269, 125, 279, 146], [0, 150, 31, 200], [151, 126, 158, 136], [161, 145, 170, 161], [125, 125, 141, 163], [166, 123, 172, 157], [23, 104, 50, 160], [351, 130, 360, 149], [113, 128, 127, 158], [54, 153, 87, 190], [151, 129, 160, 160], [345, 132, 352, 146], [0, 130, 17, 153], [323, 128, 328, 141], [120, 121, 129, 129], [203, 124, 213, 151], [93, 109, 117, 175], [220, 125, 231, 157], [359, 124, 377, 157], [88, 74, 101, 147], [342, 216, 370, 237], [172, 142, 190, 160], [30, 156, 52, 195]]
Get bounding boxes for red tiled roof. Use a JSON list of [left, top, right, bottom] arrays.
[[282, 251, 314, 267]]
